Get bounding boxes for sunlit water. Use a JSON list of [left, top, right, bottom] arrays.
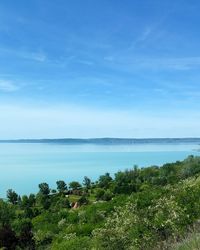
[[0, 142, 200, 197]]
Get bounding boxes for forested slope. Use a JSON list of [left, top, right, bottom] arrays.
[[1, 155, 200, 249]]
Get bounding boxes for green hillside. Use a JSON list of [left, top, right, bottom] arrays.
[[1, 155, 200, 249]]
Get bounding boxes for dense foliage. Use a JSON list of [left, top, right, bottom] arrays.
[[1, 155, 200, 249]]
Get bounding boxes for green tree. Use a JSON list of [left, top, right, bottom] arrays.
[[7, 189, 18, 205], [69, 181, 82, 190], [29, 194, 36, 206], [95, 188, 105, 200], [83, 176, 91, 189], [98, 173, 112, 189], [38, 183, 50, 210], [18, 219, 35, 249], [21, 195, 29, 208], [78, 195, 89, 205], [38, 183, 50, 195], [56, 197, 71, 209], [56, 180, 67, 193], [37, 193, 50, 210], [0, 200, 15, 227]]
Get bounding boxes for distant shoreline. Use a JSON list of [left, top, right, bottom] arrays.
[[0, 137, 200, 144]]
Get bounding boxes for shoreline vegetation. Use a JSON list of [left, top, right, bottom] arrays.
[[1, 156, 200, 249]]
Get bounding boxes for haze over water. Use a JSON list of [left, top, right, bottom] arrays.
[[0, 141, 200, 197]]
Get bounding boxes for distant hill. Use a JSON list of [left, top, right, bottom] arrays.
[[0, 137, 200, 144]]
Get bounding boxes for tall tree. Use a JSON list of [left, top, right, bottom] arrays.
[[98, 173, 112, 189], [7, 189, 18, 205], [38, 183, 50, 195], [83, 176, 91, 189], [56, 180, 67, 193]]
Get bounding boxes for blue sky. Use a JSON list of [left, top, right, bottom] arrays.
[[0, 0, 200, 138]]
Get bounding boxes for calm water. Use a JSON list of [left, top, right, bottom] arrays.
[[0, 142, 200, 197]]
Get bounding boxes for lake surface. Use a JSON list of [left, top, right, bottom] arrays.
[[0, 142, 200, 197]]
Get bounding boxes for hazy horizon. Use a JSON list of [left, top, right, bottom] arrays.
[[1, 137, 200, 142]]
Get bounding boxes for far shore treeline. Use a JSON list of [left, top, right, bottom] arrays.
[[1, 137, 200, 144], [1, 155, 200, 249]]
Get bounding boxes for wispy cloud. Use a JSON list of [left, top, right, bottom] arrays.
[[138, 27, 153, 42], [129, 27, 155, 50], [0, 80, 19, 92], [0, 47, 47, 62], [23, 51, 46, 62], [136, 57, 200, 70], [104, 56, 200, 72]]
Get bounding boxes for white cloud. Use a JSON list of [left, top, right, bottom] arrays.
[[0, 80, 19, 92]]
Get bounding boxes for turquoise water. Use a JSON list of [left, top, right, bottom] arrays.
[[0, 142, 200, 197]]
